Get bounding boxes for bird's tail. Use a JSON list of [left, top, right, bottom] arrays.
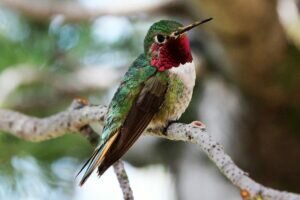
[[78, 133, 118, 186], [77, 146, 102, 186]]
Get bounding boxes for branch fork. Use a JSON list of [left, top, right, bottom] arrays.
[[0, 99, 299, 200]]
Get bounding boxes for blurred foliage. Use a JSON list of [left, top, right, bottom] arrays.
[[0, 30, 53, 70], [0, 11, 198, 199], [0, 132, 92, 174], [0, 9, 147, 171]]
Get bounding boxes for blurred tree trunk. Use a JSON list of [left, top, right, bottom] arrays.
[[187, 0, 300, 192]]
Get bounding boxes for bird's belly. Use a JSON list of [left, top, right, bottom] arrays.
[[148, 61, 196, 129]]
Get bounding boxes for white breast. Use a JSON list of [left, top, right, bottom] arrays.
[[148, 61, 196, 129], [169, 61, 196, 89]]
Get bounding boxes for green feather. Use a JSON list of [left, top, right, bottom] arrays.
[[100, 54, 157, 144]]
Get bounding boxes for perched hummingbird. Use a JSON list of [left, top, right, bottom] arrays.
[[79, 18, 212, 185]]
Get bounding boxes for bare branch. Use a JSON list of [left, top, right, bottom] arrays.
[[113, 160, 134, 200], [0, 65, 121, 105], [0, 100, 107, 142], [0, 0, 179, 22], [0, 100, 299, 200]]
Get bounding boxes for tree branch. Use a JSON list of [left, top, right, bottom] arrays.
[[113, 160, 134, 200], [0, 0, 181, 23], [0, 98, 133, 199], [0, 100, 299, 200], [0, 65, 121, 105]]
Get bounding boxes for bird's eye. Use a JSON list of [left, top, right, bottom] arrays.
[[154, 34, 167, 44]]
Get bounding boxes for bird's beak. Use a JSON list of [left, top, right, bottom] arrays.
[[169, 17, 213, 38]]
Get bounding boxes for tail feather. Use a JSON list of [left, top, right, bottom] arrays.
[[76, 149, 98, 178], [78, 133, 119, 186], [78, 146, 103, 186]]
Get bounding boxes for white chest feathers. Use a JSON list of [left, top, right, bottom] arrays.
[[169, 61, 196, 89]]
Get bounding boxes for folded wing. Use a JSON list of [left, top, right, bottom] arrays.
[[79, 66, 168, 186]]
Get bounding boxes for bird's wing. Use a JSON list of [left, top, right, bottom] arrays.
[[79, 55, 168, 185]]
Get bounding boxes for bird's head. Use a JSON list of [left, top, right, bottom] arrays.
[[144, 18, 212, 71]]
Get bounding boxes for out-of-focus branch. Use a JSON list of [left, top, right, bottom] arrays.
[[0, 65, 121, 105], [0, 100, 299, 199], [0, 0, 183, 22], [113, 160, 134, 200], [187, 0, 289, 104]]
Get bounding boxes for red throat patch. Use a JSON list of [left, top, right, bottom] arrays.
[[150, 34, 193, 71]]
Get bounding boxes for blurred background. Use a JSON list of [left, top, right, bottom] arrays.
[[0, 0, 299, 199]]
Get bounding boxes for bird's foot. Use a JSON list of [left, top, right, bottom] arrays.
[[163, 120, 177, 135]]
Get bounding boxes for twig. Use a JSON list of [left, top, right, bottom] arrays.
[[0, 100, 299, 200], [113, 160, 134, 200]]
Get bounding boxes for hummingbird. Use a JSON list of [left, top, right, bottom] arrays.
[[79, 18, 212, 185]]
